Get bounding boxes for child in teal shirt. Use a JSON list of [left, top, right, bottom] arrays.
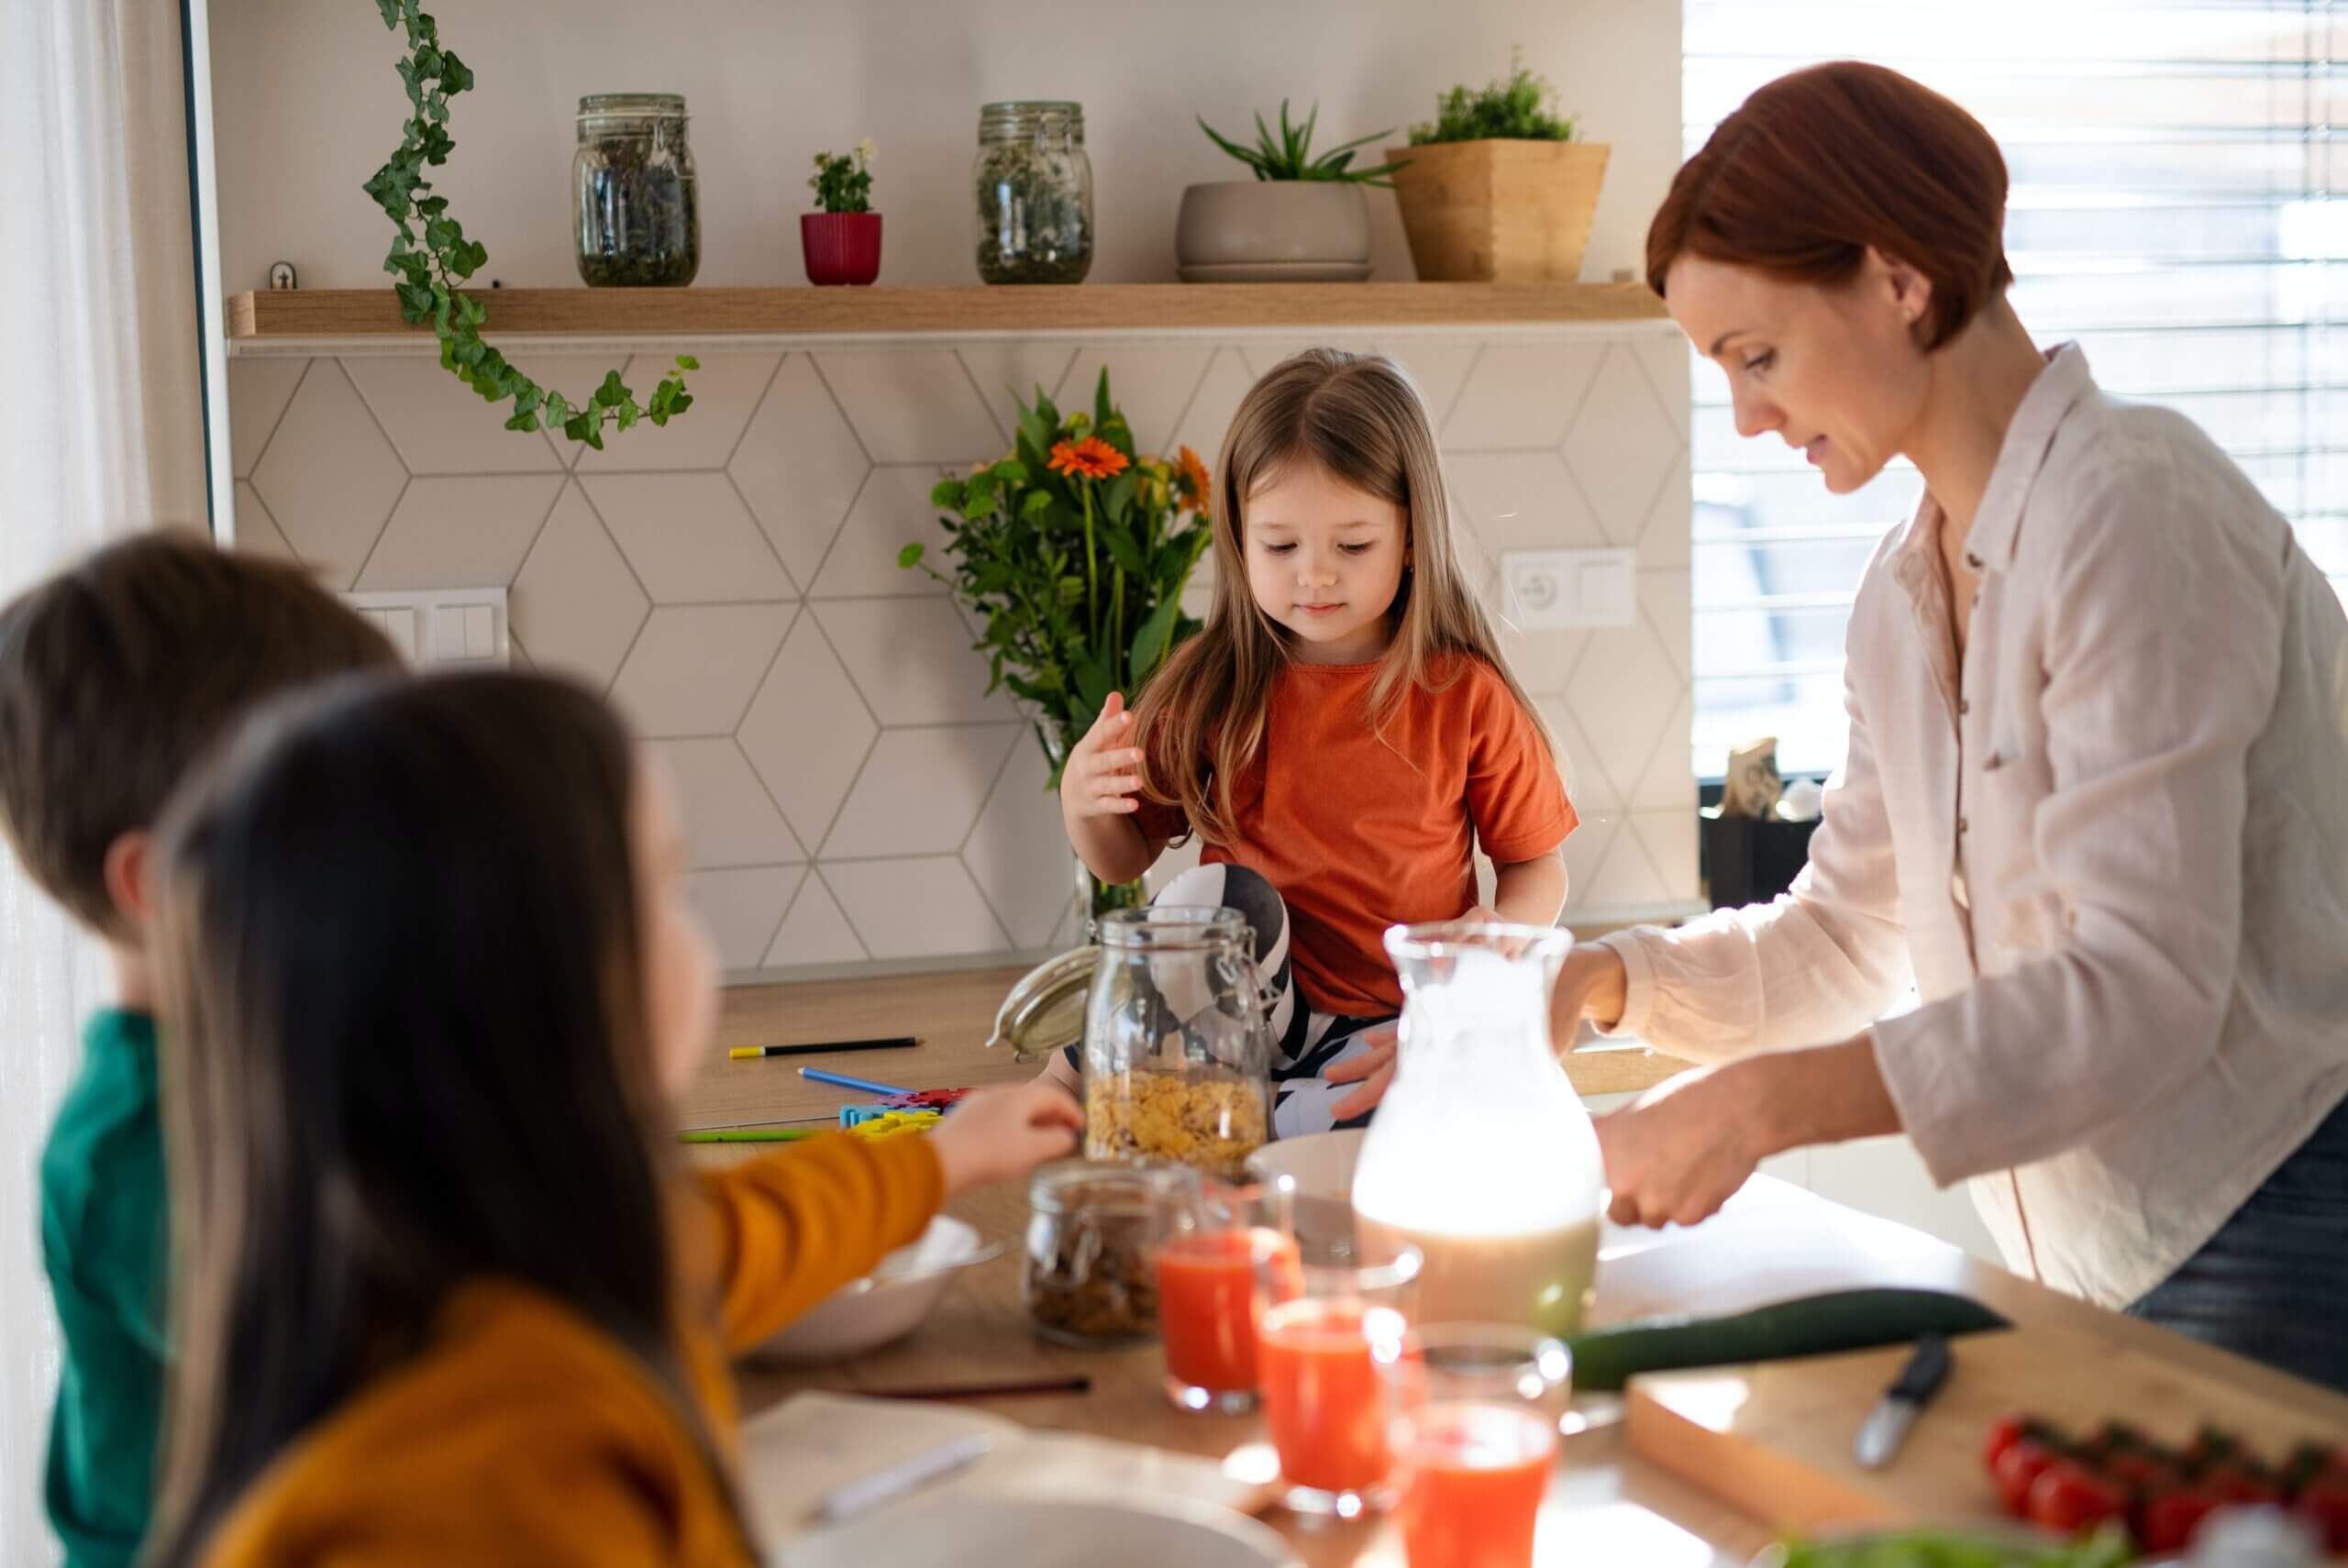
[[0, 536, 395, 1567]]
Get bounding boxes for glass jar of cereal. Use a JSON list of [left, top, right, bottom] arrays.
[[1081, 908, 1272, 1182]]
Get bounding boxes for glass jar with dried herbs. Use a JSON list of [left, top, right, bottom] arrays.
[[973, 101, 1093, 284], [574, 93, 700, 287]]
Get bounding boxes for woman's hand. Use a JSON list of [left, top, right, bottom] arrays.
[[929, 1083, 1083, 1198], [1593, 1064, 1770, 1228], [1061, 691, 1146, 822]]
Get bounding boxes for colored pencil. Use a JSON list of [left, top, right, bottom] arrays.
[[728, 1037, 919, 1060], [865, 1375, 1092, 1402], [677, 1127, 817, 1144], [797, 1066, 914, 1098]]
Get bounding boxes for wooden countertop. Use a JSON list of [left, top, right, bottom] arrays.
[[720, 1171, 2348, 1567], [687, 966, 1693, 1131]]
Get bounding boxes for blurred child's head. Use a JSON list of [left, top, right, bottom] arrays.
[[1137, 349, 1546, 840], [146, 671, 732, 1564], [0, 532, 396, 948]]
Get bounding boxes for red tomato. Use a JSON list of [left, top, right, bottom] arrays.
[[2028, 1461, 2128, 1533], [2140, 1487, 2225, 1554], [1995, 1441, 2061, 1518], [1983, 1415, 2031, 1475], [2293, 1477, 2348, 1554], [2103, 1451, 2169, 1490], [2203, 1462, 2282, 1507]]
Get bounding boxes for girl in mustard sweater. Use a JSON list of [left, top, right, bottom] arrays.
[[140, 671, 1080, 1568]]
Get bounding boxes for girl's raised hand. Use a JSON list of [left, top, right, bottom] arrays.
[[929, 1082, 1084, 1198], [1061, 691, 1147, 822]]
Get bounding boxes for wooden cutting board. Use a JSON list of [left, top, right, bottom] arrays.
[[1624, 1324, 2344, 1536]]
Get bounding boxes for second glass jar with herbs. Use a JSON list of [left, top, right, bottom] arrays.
[[973, 101, 1093, 284], [574, 93, 700, 287]]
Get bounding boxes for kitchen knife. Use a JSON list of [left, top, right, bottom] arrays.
[[1853, 1331, 1953, 1470]]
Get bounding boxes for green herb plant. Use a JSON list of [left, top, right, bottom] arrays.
[[361, 0, 695, 448], [810, 139, 877, 214], [1410, 48, 1578, 144], [1197, 100, 1405, 186]]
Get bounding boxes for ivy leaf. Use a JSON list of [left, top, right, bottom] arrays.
[[503, 409, 540, 432], [376, 0, 401, 26], [437, 49, 472, 94], [594, 370, 626, 409]]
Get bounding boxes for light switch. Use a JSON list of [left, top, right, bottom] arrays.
[[1500, 547, 1639, 629], [1578, 554, 1635, 625], [342, 588, 512, 669], [463, 604, 494, 659]]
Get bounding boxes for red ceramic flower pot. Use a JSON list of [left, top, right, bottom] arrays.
[[802, 212, 882, 286]]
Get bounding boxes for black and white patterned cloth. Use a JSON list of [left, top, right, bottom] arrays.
[[1067, 862, 1395, 1138]]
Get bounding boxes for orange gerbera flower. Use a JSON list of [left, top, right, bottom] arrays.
[[1047, 436, 1130, 481], [1176, 445, 1211, 503]]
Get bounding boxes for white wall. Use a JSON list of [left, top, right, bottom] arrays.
[[211, 0, 1681, 293]]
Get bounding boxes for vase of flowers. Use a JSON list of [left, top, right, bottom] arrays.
[[900, 370, 1213, 933], [803, 141, 881, 286]]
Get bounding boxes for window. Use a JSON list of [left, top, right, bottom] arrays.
[[1685, 1, 2348, 778]]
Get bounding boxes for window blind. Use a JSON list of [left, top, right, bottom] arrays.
[[1685, 0, 2348, 778]]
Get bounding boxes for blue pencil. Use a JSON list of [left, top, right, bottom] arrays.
[[798, 1066, 914, 1098]]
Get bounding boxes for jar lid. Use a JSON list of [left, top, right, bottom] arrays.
[[980, 100, 1082, 117], [579, 93, 688, 117], [1028, 1157, 1197, 1214], [985, 944, 1096, 1062], [1095, 904, 1250, 951]]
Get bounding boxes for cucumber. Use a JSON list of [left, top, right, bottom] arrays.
[[1564, 1287, 2010, 1392]]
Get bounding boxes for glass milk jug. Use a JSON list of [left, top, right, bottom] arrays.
[[1349, 922, 1605, 1337]]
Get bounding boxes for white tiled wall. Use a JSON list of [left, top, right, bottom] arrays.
[[227, 327, 1697, 978]]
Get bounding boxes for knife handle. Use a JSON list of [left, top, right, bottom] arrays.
[[1887, 1331, 1953, 1403]]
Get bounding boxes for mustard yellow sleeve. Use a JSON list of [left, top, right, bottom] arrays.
[[685, 1132, 945, 1353]]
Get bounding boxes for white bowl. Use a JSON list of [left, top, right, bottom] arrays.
[[781, 1496, 1297, 1568], [1245, 1127, 1366, 1196], [751, 1216, 999, 1365]]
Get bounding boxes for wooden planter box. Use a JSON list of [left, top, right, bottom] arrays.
[[1384, 139, 1611, 282]]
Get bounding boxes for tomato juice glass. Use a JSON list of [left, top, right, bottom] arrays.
[[1252, 1241, 1421, 1517], [1384, 1324, 1570, 1568]]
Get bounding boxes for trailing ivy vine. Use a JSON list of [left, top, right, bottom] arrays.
[[361, 0, 695, 448]]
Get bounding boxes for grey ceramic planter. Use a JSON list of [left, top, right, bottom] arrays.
[[1174, 181, 1372, 271]]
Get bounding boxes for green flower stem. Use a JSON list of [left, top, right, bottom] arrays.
[[1080, 481, 1101, 646]]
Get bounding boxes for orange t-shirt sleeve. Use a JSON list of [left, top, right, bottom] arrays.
[[1465, 665, 1576, 863], [684, 1132, 943, 1354]]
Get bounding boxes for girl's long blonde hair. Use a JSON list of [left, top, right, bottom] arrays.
[[1132, 348, 1552, 845]]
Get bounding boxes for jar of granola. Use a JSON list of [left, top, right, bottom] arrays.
[[1082, 908, 1272, 1182]]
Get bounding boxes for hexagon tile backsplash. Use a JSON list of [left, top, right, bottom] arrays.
[[227, 329, 1697, 980]]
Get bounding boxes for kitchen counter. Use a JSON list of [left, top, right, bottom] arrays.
[[687, 965, 1695, 1130], [726, 1172, 2348, 1565]]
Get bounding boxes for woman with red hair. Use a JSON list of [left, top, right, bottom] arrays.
[[1571, 62, 2348, 1388]]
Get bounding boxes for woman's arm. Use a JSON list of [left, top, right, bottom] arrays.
[[1594, 1032, 1901, 1228]]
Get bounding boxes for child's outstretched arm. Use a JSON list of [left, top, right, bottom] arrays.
[[1480, 848, 1567, 928], [1061, 691, 1165, 887], [687, 1085, 1080, 1353]]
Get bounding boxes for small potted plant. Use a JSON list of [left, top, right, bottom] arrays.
[[803, 140, 881, 286], [1385, 50, 1610, 282], [1176, 101, 1401, 282]]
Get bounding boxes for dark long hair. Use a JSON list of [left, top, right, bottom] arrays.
[[144, 670, 750, 1565]]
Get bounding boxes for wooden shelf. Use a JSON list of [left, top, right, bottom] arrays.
[[226, 281, 1666, 340]]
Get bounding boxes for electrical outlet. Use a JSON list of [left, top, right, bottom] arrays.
[[1500, 548, 1638, 630], [342, 588, 511, 668]]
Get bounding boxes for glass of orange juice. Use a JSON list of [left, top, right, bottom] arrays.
[[1252, 1238, 1421, 1517], [1152, 1182, 1300, 1413], [1383, 1324, 1570, 1568]]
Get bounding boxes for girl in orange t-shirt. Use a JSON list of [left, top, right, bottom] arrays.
[[1053, 348, 1577, 1136]]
